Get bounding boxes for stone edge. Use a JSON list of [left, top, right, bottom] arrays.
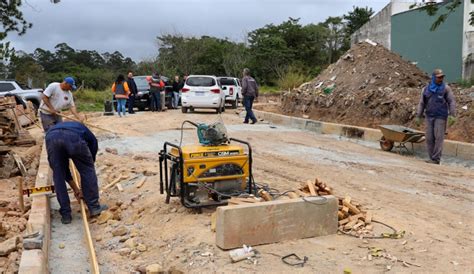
[[254, 110, 473, 161], [18, 145, 51, 274]]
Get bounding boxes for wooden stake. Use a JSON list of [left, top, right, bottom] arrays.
[[70, 161, 100, 274], [18, 177, 25, 213], [307, 180, 317, 196], [287, 192, 299, 199], [116, 183, 123, 192], [135, 177, 147, 188]]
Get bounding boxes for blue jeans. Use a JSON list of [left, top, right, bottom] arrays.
[[116, 99, 126, 116], [172, 91, 180, 108], [45, 129, 100, 216], [40, 112, 63, 132], [151, 91, 161, 111], [243, 96, 257, 123]]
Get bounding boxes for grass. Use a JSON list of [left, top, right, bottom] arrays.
[[74, 89, 110, 112], [457, 78, 474, 88], [259, 85, 281, 94]]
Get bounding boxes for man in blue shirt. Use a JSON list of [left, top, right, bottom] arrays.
[[45, 121, 107, 224]]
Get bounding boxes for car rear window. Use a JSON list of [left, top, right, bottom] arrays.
[[186, 77, 216, 87], [134, 77, 149, 90], [219, 78, 236, 86]]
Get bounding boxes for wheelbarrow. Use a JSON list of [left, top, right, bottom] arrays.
[[378, 125, 425, 154]]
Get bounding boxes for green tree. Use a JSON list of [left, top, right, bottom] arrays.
[[411, 0, 473, 31], [322, 17, 345, 63], [344, 6, 374, 36]]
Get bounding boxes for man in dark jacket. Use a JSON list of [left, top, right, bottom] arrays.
[[46, 121, 107, 224], [127, 71, 138, 114], [416, 68, 456, 164], [171, 75, 183, 109], [241, 68, 259, 124]]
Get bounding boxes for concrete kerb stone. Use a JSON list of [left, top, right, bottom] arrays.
[[254, 110, 473, 160], [19, 145, 51, 274]]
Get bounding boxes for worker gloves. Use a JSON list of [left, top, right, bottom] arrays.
[[447, 115, 456, 127]]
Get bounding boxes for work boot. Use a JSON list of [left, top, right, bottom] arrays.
[[89, 204, 109, 217], [251, 120, 257, 124], [243, 121, 249, 124], [425, 159, 440, 165], [61, 214, 72, 224]]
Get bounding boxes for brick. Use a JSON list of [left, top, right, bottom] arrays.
[[18, 249, 48, 274], [216, 195, 338, 249]]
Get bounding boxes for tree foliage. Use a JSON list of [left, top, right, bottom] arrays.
[[410, 0, 473, 31]]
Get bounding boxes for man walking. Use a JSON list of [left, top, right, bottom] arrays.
[[416, 69, 456, 164], [127, 71, 138, 114], [45, 121, 107, 224], [171, 75, 183, 109], [39, 76, 84, 131], [241, 68, 259, 124]]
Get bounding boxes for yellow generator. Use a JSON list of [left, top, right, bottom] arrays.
[[159, 120, 253, 208]]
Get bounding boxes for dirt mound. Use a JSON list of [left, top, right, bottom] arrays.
[[280, 42, 473, 142]]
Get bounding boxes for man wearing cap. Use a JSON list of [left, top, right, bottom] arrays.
[[416, 69, 456, 164], [39, 76, 84, 131]]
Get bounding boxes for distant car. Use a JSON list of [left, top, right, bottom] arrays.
[[217, 77, 242, 109], [181, 75, 225, 113], [0, 80, 43, 111]]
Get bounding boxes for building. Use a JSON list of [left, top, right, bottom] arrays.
[[351, 0, 473, 82]]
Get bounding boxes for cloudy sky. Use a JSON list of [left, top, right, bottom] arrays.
[[9, 0, 388, 61]]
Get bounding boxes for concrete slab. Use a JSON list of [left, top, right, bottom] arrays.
[[216, 196, 338, 250]]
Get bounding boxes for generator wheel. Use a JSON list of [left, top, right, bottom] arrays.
[[380, 136, 394, 151]]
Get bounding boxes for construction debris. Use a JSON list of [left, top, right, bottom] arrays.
[[279, 42, 473, 142], [0, 97, 36, 147]]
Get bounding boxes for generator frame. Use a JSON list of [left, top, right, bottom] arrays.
[[159, 138, 253, 208]]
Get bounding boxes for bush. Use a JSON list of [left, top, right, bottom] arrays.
[[276, 67, 310, 91]]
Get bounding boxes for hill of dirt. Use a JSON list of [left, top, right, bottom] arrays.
[[279, 42, 473, 143]]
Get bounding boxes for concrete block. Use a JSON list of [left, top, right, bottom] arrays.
[[216, 196, 338, 250], [290, 117, 307, 129], [341, 126, 365, 139], [305, 120, 323, 134], [456, 142, 474, 160], [18, 249, 48, 274], [362, 128, 383, 142], [321, 122, 343, 136], [442, 141, 458, 158]]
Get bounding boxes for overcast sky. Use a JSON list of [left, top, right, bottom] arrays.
[[9, 0, 389, 61]]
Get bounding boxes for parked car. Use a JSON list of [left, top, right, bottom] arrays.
[[0, 80, 43, 111], [217, 77, 242, 109], [132, 76, 152, 111], [181, 75, 225, 113]]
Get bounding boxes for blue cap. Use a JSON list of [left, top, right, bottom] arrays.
[[64, 77, 77, 91]]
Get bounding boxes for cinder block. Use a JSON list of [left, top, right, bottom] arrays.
[[305, 120, 323, 134], [216, 196, 338, 250], [18, 249, 48, 274], [321, 122, 343, 136]]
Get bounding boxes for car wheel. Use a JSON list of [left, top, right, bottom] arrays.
[[181, 107, 188, 113], [222, 104, 226, 112], [232, 97, 238, 109]]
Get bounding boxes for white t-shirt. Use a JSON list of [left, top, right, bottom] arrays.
[[39, 82, 75, 114]]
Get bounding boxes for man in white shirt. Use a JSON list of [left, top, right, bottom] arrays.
[[39, 76, 84, 131]]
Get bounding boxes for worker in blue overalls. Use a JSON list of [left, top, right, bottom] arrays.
[[45, 121, 107, 224]]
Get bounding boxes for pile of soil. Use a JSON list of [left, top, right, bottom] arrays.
[[279, 42, 473, 142]]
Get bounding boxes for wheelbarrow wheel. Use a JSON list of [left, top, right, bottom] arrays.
[[380, 136, 394, 151]]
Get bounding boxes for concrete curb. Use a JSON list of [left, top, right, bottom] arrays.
[[19, 145, 51, 274], [253, 110, 474, 161]]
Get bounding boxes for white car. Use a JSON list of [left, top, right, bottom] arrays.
[[217, 77, 242, 109], [181, 75, 225, 113], [0, 80, 43, 111]]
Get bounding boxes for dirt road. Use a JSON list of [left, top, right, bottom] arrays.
[[85, 109, 473, 273]]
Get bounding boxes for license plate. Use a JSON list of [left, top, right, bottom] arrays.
[[195, 91, 205, 96]]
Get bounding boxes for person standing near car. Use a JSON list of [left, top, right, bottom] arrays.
[[126, 71, 138, 114], [39, 76, 84, 132], [415, 68, 456, 165], [111, 74, 130, 117], [241, 68, 259, 124], [149, 72, 164, 112], [171, 75, 183, 109]]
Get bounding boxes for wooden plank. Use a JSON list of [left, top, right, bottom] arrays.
[[258, 190, 272, 201], [343, 195, 351, 205], [18, 177, 25, 213], [342, 206, 349, 214], [364, 212, 373, 224], [135, 177, 147, 188], [343, 219, 358, 230], [353, 220, 365, 230], [306, 180, 317, 196], [337, 211, 345, 220], [338, 217, 350, 226], [349, 213, 364, 221], [70, 161, 100, 274], [103, 174, 128, 190], [295, 189, 309, 197], [116, 183, 123, 192], [342, 200, 361, 215]]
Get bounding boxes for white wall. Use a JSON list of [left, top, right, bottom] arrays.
[[463, 0, 473, 79]]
